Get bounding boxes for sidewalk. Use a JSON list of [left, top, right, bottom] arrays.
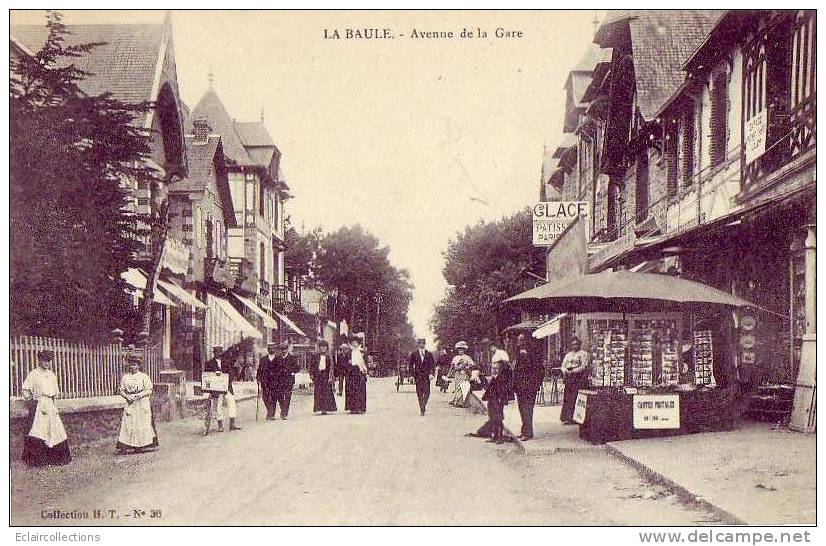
[[503, 402, 600, 454], [606, 422, 816, 524], [468, 391, 815, 524]]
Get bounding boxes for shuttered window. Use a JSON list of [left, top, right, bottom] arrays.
[[635, 151, 649, 224], [679, 106, 695, 187], [709, 71, 729, 167]]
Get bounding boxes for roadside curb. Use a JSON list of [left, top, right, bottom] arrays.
[[605, 443, 747, 525]]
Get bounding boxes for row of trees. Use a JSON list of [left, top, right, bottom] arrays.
[[10, 12, 164, 343], [430, 209, 545, 350], [285, 224, 418, 369]]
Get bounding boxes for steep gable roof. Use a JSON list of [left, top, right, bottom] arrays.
[[235, 121, 274, 147], [593, 10, 725, 121], [11, 23, 165, 106], [190, 88, 253, 165], [628, 10, 725, 120], [170, 135, 236, 227]]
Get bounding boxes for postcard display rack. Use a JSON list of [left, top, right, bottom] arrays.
[[578, 313, 736, 444], [587, 313, 680, 387]]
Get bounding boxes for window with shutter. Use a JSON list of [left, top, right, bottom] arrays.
[[710, 71, 729, 167], [680, 105, 695, 188], [665, 118, 679, 197], [635, 151, 649, 224]]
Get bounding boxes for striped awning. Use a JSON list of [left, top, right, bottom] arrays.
[[121, 268, 177, 307], [157, 278, 207, 309], [209, 294, 262, 339], [275, 311, 307, 337], [233, 293, 278, 329]]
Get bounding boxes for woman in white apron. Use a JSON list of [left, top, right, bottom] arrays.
[[21, 350, 71, 466], [116, 348, 158, 454]]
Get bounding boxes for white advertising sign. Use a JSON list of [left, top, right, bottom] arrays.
[[744, 110, 768, 164], [573, 392, 588, 424], [201, 372, 229, 394], [532, 201, 588, 247], [633, 394, 680, 429]]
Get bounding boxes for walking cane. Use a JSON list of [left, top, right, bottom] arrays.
[[256, 380, 261, 421]]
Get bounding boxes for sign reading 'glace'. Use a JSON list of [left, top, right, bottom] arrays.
[[532, 201, 588, 247]]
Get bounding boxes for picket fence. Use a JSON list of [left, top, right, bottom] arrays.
[[10, 336, 163, 400]]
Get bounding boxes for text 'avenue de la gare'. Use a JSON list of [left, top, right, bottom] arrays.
[[323, 27, 524, 40]]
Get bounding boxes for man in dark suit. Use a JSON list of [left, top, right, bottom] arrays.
[[409, 338, 435, 416], [257, 342, 280, 420], [204, 345, 241, 434], [513, 333, 545, 440], [271, 342, 300, 419]]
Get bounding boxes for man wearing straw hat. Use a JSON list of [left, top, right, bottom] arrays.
[[203, 345, 241, 434]]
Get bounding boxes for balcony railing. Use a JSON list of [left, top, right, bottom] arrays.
[[274, 284, 288, 310]]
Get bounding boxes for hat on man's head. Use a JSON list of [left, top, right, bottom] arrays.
[[37, 350, 54, 362], [417, 338, 426, 344], [212, 345, 223, 351], [267, 341, 278, 348], [278, 342, 290, 350], [454, 341, 469, 350]]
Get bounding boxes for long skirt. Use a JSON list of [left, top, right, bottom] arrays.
[[313, 379, 338, 413], [560, 371, 587, 423], [22, 401, 71, 467], [117, 398, 158, 450], [345, 371, 367, 413], [451, 371, 470, 406]]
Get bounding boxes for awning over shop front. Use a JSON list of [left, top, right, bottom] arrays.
[[121, 268, 177, 307], [157, 278, 207, 309], [209, 294, 262, 339], [274, 311, 308, 337], [502, 319, 546, 334], [233, 293, 279, 329], [532, 314, 568, 339]]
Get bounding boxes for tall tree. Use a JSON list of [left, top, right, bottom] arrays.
[[299, 224, 417, 367], [430, 209, 545, 348], [10, 11, 161, 342]]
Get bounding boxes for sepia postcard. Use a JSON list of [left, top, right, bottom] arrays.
[[7, 8, 817, 531]]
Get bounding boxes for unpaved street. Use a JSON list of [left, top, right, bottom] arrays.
[[12, 378, 720, 525]]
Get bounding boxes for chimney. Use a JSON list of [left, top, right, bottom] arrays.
[[192, 118, 212, 143]]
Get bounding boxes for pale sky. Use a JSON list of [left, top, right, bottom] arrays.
[[12, 10, 599, 342]]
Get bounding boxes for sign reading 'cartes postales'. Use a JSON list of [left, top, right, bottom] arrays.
[[532, 201, 588, 247], [632, 394, 680, 429]]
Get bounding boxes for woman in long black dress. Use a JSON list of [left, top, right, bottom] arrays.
[[345, 337, 368, 414], [311, 341, 337, 415]]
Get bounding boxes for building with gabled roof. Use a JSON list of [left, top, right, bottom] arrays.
[[188, 84, 294, 345]]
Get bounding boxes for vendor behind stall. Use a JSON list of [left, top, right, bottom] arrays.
[[560, 337, 590, 424]]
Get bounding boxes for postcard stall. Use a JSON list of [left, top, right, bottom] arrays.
[[506, 271, 754, 444], [574, 311, 739, 444]]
